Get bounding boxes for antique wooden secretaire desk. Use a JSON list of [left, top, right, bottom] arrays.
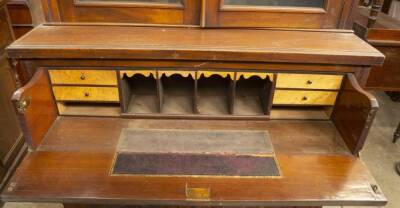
[[0, 0, 389, 208]]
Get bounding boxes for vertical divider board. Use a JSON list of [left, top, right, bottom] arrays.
[[156, 70, 163, 113], [119, 71, 130, 113], [267, 73, 278, 115], [229, 72, 237, 115], [193, 71, 199, 114]]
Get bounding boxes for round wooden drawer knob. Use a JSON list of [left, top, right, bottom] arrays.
[[302, 96, 308, 101], [80, 74, 86, 80], [306, 80, 313, 85], [84, 92, 90, 97]]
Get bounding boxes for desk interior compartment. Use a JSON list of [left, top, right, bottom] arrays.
[[56, 102, 121, 117], [233, 74, 273, 116], [120, 72, 160, 114], [270, 106, 333, 120], [196, 73, 234, 115], [159, 73, 195, 115]]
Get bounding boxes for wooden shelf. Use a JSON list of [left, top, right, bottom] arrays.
[[270, 106, 332, 120], [57, 102, 120, 117]]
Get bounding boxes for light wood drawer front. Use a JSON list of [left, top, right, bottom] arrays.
[[276, 74, 343, 90], [49, 70, 117, 85], [273, 90, 338, 105], [53, 86, 119, 102]]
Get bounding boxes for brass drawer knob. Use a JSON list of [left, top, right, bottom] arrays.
[[80, 74, 86, 80], [84, 92, 90, 97], [306, 80, 313, 85], [302, 96, 308, 101]]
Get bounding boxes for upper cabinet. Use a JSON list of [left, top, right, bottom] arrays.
[[44, 0, 201, 25], [203, 0, 357, 28], [41, 0, 357, 28]]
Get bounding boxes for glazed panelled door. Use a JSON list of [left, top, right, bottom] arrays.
[[203, 0, 355, 28], [47, 0, 201, 25]]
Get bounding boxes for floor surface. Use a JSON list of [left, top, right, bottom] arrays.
[[2, 92, 399, 208]]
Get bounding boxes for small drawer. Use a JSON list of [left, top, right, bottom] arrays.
[[276, 74, 343, 90], [49, 70, 117, 85], [273, 90, 338, 105], [53, 86, 119, 102]]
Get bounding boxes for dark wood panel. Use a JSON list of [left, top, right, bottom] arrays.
[[0, 0, 25, 190], [7, 3, 32, 24], [1, 117, 386, 207], [43, 0, 200, 25], [11, 68, 57, 150], [363, 29, 400, 90], [203, 0, 357, 29], [6, 24, 384, 66], [366, 45, 400, 90], [0, 4, 14, 49], [21, 59, 362, 73], [332, 73, 379, 155], [12, 25, 33, 38], [0, 53, 22, 167]]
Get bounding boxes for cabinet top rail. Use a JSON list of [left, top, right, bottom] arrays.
[[7, 24, 384, 66]]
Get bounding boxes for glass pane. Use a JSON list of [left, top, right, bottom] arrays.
[[224, 0, 324, 8], [79, 0, 181, 3]]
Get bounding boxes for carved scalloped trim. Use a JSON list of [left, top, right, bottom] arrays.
[[121, 70, 156, 78], [159, 71, 195, 78], [197, 71, 234, 79], [236, 72, 274, 80]]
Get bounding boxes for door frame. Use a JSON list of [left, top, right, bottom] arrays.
[[202, 0, 357, 28]]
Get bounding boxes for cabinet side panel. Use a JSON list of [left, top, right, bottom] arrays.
[[11, 69, 57, 150], [332, 73, 379, 155]]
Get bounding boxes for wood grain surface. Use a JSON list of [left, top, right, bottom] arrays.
[[332, 74, 379, 155], [276, 73, 343, 90], [52, 86, 119, 102], [273, 90, 338, 105], [6, 24, 384, 66], [11, 69, 57, 150], [1, 117, 386, 207], [49, 70, 117, 86], [203, 0, 356, 29]]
